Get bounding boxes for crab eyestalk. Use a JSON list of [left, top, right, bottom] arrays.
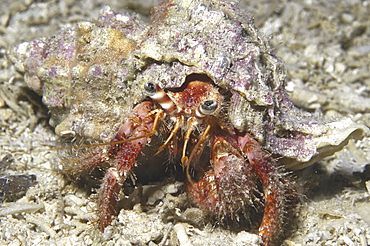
[[144, 81, 180, 155], [144, 81, 177, 113], [181, 99, 218, 173]]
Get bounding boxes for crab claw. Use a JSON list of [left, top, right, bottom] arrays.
[[187, 135, 259, 218], [238, 133, 294, 246]]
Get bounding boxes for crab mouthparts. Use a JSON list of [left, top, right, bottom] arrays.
[[144, 80, 224, 183]]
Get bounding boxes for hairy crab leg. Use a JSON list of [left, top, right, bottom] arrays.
[[98, 101, 157, 231], [238, 133, 289, 246], [187, 135, 259, 218]]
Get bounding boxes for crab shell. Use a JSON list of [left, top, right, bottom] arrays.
[[7, 0, 365, 169]]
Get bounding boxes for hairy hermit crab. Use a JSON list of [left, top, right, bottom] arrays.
[[7, 0, 365, 245]]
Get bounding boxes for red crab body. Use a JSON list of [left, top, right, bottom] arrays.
[[65, 78, 293, 246]]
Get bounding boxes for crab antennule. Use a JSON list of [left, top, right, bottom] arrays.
[[155, 116, 183, 155], [185, 124, 212, 184], [181, 117, 198, 166]]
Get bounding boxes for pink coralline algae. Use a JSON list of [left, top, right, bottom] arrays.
[[7, 0, 366, 245]]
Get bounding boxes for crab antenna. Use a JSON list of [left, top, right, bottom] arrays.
[[50, 133, 153, 151], [50, 109, 165, 152]]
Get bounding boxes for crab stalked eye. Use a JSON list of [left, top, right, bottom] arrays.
[[144, 81, 157, 96], [144, 82, 176, 112], [200, 100, 218, 115]]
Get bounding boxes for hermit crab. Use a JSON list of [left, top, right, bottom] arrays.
[[7, 0, 364, 245], [68, 77, 292, 246]]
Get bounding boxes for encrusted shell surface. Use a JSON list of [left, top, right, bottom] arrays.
[[7, 0, 366, 168]]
